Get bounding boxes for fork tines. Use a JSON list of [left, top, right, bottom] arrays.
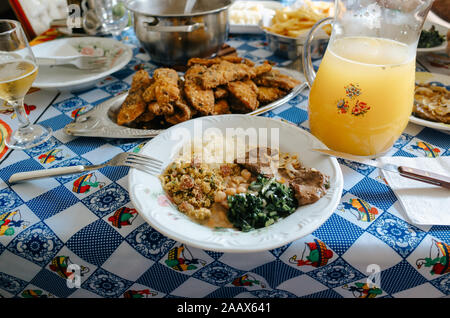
[[125, 153, 163, 175], [128, 153, 163, 164], [87, 57, 108, 64]]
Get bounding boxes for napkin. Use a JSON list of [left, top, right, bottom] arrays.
[[378, 156, 450, 226]]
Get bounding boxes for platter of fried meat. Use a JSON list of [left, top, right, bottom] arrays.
[[64, 56, 305, 138], [117, 56, 304, 128]]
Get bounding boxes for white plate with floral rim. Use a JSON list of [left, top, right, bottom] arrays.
[[410, 72, 450, 133], [31, 37, 133, 92], [128, 115, 344, 253]]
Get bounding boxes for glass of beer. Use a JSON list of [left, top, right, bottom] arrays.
[[0, 20, 51, 150], [303, 0, 435, 157]]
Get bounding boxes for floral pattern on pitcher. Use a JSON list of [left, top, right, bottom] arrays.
[[351, 100, 371, 116], [344, 83, 361, 99], [337, 83, 371, 116], [337, 99, 349, 114]]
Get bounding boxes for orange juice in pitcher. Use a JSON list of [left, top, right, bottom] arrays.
[[309, 36, 415, 156], [303, 0, 435, 157]]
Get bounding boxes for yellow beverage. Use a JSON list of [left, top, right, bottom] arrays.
[[0, 60, 38, 102], [308, 36, 415, 156]]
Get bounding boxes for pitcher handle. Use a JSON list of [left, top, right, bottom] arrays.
[[302, 17, 333, 87]]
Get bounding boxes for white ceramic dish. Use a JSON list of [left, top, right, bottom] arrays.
[[64, 67, 307, 138], [417, 21, 448, 53], [31, 37, 133, 92], [128, 115, 344, 253], [410, 116, 450, 133], [229, 0, 283, 34], [410, 72, 450, 133]]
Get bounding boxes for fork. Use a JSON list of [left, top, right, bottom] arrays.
[[8, 153, 163, 184], [36, 55, 110, 70]]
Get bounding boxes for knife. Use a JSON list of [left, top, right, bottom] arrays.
[[311, 148, 450, 189]]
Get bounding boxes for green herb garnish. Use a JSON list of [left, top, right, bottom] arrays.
[[418, 26, 445, 48], [227, 175, 297, 232]]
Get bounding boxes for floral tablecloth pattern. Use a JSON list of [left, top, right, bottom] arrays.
[[0, 28, 449, 299]]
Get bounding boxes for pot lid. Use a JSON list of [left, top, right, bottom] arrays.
[[125, 0, 232, 17]]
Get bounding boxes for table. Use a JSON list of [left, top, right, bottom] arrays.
[[0, 28, 449, 299]]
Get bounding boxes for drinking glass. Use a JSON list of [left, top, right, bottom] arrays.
[[93, 0, 129, 39], [0, 20, 52, 150], [303, 0, 435, 157]]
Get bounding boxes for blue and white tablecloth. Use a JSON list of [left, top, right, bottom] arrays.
[[0, 28, 449, 299]]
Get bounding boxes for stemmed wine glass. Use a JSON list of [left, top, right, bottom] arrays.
[[94, 0, 130, 40], [0, 20, 52, 150]]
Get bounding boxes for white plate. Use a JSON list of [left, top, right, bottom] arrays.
[[31, 37, 133, 92], [229, 0, 283, 34], [410, 72, 450, 132], [128, 115, 343, 253], [417, 21, 448, 53]]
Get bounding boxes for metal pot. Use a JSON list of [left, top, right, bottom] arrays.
[[126, 0, 231, 65]]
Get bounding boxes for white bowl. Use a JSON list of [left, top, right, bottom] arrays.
[[128, 115, 344, 253], [417, 21, 448, 53]]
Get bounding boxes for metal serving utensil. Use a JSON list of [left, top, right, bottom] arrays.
[[9, 152, 162, 184]]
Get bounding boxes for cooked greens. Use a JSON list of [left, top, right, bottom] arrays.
[[418, 26, 445, 48], [227, 175, 297, 232]]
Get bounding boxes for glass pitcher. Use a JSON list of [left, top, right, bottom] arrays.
[[303, 0, 435, 157]]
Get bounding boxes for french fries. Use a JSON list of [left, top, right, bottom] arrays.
[[263, 0, 333, 38]]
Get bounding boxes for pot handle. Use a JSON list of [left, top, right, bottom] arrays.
[[302, 17, 332, 87], [145, 17, 204, 32]]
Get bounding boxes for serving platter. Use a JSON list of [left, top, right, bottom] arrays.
[[410, 72, 450, 133], [64, 67, 307, 138], [128, 115, 344, 253]]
